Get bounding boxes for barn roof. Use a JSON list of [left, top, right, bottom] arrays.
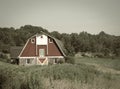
[[31, 32, 66, 56], [10, 46, 23, 58], [53, 38, 66, 56]]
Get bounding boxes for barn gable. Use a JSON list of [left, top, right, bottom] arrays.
[[20, 37, 36, 57]]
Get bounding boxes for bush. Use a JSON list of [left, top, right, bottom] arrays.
[[0, 57, 11, 63], [65, 56, 75, 64], [94, 53, 104, 58], [57, 59, 65, 64]]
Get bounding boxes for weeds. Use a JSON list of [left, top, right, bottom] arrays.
[[0, 59, 120, 89]]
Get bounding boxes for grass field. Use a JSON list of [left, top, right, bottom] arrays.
[[0, 57, 120, 89], [76, 57, 120, 71]]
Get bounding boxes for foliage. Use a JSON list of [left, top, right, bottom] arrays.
[[0, 54, 10, 63], [0, 25, 120, 56], [65, 56, 75, 64]]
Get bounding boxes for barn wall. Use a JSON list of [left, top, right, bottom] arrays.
[[48, 58, 65, 64], [19, 58, 37, 65], [48, 38, 63, 56], [36, 35, 48, 45], [20, 37, 36, 57]]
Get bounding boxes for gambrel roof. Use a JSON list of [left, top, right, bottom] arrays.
[[30, 31, 66, 56]]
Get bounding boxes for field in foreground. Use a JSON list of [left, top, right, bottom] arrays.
[[0, 57, 120, 89]]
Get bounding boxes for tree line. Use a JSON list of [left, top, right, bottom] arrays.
[[0, 25, 120, 57]]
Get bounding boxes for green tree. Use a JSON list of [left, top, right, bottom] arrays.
[[113, 37, 120, 56]]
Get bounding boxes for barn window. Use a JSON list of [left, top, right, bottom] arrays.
[[55, 58, 57, 63], [39, 49, 45, 57], [31, 38, 35, 43], [26, 59, 30, 64], [41, 35, 43, 38], [49, 38, 53, 43]]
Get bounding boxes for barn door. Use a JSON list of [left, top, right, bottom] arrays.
[[39, 49, 45, 57]]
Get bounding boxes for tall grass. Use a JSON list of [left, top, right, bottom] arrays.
[[0, 60, 120, 89], [76, 57, 120, 70]]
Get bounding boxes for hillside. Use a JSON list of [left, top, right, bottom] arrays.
[[0, 57, 120, 89]]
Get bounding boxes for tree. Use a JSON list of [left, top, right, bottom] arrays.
[[61, 33, 75, 56], [70, 33, 80, 53], [113, 37, 120, 56], [51, 31, 62, 40]]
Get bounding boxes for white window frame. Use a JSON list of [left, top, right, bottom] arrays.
[[39, 49, 45, 57], [49, 38, 53, 43], [31, 38, 35, 43]]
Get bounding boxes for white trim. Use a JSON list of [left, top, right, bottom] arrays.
[[18, 39, 29, 57], [31, 38, 35, 43], [36, 42, 37, 55], [47, 37, 48, 55], [47, 56, 64, 58], [19, 56, 64, 59], [37, 57, 48, 65], [19, 57, 36, 59], [49, 38, 53, 43]]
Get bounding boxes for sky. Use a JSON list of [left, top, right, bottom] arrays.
[[0, 0, 120, 35]]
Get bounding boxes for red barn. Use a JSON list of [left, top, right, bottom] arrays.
[[18, 32, 66, 65]]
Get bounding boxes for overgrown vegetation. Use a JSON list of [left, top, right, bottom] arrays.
[[0, 58, 120, 89], [65, 56, 75, 64], [0, 25, 120, 56]]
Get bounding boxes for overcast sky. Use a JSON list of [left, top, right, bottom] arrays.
[[0, 0, 120, 35]]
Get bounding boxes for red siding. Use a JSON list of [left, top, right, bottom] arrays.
[[48, 39, 63, 56], [20, 37, 36, 57]]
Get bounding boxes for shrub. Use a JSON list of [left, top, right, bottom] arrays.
[[94, 53, 104, 58], [65, 56, 75, 64], [57, 59, 65, 64], [0, 58, 10, 63]]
